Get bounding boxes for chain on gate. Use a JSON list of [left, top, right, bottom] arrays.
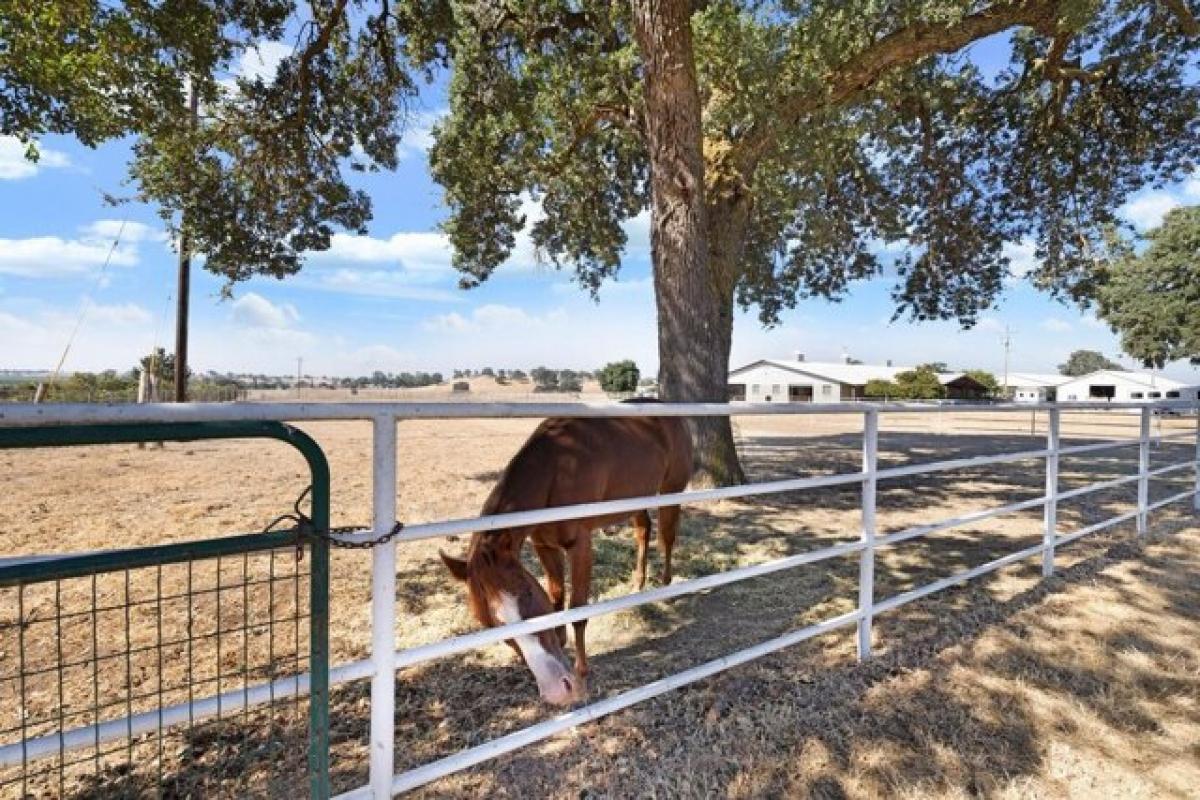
[[263, 485, 405, 554]]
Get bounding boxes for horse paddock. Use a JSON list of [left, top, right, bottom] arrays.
[[1, 406, 1197, 798]]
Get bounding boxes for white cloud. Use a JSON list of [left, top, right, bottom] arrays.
[[302, 195, 650, 306], [0, 235, 139, 278], [86, 302, 153, 326], [396, 110, 446, 160], [319, 231, 451, 270], [0, 219, 166, 278], [425, 303, 565, 333], [1181, 172, 1200, 200], [1081, 314, 1107, 330], [974, 316, 1005, 333], [1040, 317, 1071, 333], [231, 292, 300, 329], [0, 310, 44, 339], [237, 41, 293, 84], [413, 291, 658, 371], [1002, 238, 1038, 283], [80, 219, 166, 245], [311, 268, 464, 302], [0, 301, 158, 373], [1120, 192, 1180, 231], [868, 237, 910, 258], [0, 137, 70, 180], [425, 311, 471, 332]]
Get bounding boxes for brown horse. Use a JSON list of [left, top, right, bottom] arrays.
[[440, 409, 692, 705]]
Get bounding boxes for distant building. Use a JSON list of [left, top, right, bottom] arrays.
[[1002, 373, 1070, 403], [727, 355, 990, 403], [1056, 369, 1186, 402]]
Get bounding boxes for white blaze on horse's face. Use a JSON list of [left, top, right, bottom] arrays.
[[492, 592, 582, 706]]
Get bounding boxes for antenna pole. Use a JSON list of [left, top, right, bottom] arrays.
[[1002, 325, 1013, 388], [173, 79, 199, 402]]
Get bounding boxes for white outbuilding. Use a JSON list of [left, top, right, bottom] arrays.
[[1055, 369, 1186, 402], [1002, 372, 1071, 403], [727, 356, 991, 403]]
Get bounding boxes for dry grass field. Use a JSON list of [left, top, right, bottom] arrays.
[[0, 389, 1197, 798]]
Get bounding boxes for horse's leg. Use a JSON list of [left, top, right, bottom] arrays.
[[567, 530, 594, 678], [656, 505, 681, 585], [631, 510, 652, 590], [534, 543, 568, 646]]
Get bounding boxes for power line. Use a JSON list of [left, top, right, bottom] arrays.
[[47, 218, 129, 387]]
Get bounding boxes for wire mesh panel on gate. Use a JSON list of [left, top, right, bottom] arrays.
[[0, 541, 312, 798]]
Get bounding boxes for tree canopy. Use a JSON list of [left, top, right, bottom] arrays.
[[6, 1, 1198, 484], [964, 369, 1001, 396], [427, 1, 1198, 320], [599, 360, 640, 394], [864, 365, 948, 399], [420, 0, 1199, 484], [1, 1, 421, 282], [1058, 348, 1124, 376], [1094, 206, 1200, 368]]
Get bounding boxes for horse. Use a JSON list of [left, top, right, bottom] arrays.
[[439, 408, 693, 705]]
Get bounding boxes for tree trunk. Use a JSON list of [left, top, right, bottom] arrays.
[[632, 0, 745, 487]]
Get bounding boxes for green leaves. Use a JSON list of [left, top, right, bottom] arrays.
[[1094, 207, 1200, 368], [427, 1, 645, 293], [1, 0, 422, 283], [426, 0, 1198, 332], [1057, 348, 1124, 376], [598, 359, 640, 394]]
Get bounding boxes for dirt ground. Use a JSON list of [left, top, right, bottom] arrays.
[[0, 396, 1197, 798]]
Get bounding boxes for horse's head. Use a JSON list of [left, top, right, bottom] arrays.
[[440, 548, 584, 706]]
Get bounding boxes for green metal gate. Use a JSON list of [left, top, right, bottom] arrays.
[[0, 421, 330, 798]]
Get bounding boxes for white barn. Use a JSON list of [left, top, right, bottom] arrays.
[[1055, 369, 1187, 402], [1002, 372, 1070, 403], [727, 357, 990, 403]]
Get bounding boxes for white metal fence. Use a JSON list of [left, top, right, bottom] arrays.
[[1, 399, 1198, 798]]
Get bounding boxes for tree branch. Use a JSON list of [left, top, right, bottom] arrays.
[[736, 1, 1062, 167], [538, 102, 632, 183], [294, 0, 350, 128], [1160, 0, 1200, 36], [1040, 31, 1121, 84]]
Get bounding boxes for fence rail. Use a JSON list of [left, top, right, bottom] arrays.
[[1, 399, 1198, 798]]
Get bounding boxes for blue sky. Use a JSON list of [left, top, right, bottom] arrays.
[[1, 39, 1198, 383]]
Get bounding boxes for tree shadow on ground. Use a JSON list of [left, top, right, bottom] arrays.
[[368, 432, 1197, 797], [71, 430, 1197, 797]]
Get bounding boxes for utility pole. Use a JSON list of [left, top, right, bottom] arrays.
[[173, 80, 199, 402], [1002, 325, 1014, 389]]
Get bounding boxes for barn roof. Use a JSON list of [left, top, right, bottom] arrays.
[[728, 359, 975, 387], [1003, 372, 1072, 389], [1056, 369, 1185, 390]]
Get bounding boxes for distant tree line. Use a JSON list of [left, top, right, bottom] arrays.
[[337, 371, 444, 389], [0, 349, 242, 403]]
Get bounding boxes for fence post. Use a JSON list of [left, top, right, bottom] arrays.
[[1042, 408, 1060, 577], [1194, 407, 1199, 513], [309, 467, 332, 800], [1137, 407, 1150, 536], [370, 415, 398, 799], [857, 410, 878, 661]]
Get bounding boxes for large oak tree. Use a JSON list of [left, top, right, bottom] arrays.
[[424, 0, 1199, 484], [5, 2, 1199, 484]]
